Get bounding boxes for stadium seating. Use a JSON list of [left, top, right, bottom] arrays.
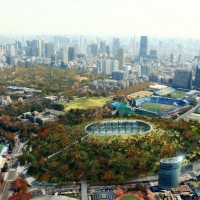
[[135, 96, 189, 108]]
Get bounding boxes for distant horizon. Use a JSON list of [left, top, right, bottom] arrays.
[[0, 33, 200, 40], [0, 0, 200, 38]]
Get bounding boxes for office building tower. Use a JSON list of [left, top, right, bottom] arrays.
[[194, 65, 200, 90], [15, 41, 22, 50], [110, 59, 119, 72], [112, 70, 127, 80], [68, 47, 75, 61], [170, 53, 174, 63], [141, 65, 150, 76], [32, 40, 42, 57], [178, 54, 182, 63], [139, 36, 148, 59], [158, 157, 182, 189], [96, 60, 102, 73], [118, 48, 125, 70], [6, 55, 16, 65], [9, 44, 16, 56], [149, 50, 157, 60], [100, 41, 106, 53], [51, 54, 58, 66], [112, 38, 120, 56], [45, 43, 55, 58], [173, 69, 192, 89], [91, 43, 98, 57], [102, 59, 111, 75], [106, 45, 110, 56], [60, 48, 68, 65]]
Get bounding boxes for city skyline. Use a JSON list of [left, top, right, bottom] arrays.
[[0, 0, 200, 38]]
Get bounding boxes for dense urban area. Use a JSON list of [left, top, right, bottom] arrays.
[[0, 34, 200, 200]]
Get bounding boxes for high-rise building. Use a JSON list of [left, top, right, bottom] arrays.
[[100, 41, 106, 53], [173, 69, 192, 89], [139, 36, 148, 59], [170, 53, 174, 63], [60, 48, 68, 65], [158, 157, 182, 189], [91, 43, 98, 57], [32, 40, 42, 57], [149, 50, 157, 60], [106, 45, 110, 56], [118, 48, 125, 70], [141, 65, 150, 76], [68, 47, 75, 61], [102, 59, 111, 75], [110, 59, 119, 72], [6, 55, 16, 65], [194, 65, 200, 90], [178, 54, 182, 63], [9, 44, 16, 56], [112, 70, 127, 80], [45, 43, 55, 58], [112, 38, 120, 57]]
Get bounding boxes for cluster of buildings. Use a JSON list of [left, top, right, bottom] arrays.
[[1, 35, 200, 94], [88, 78, 143, 92], [20, 109, 65, 125]]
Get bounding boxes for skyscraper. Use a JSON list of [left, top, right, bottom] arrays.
[[139, 36, 148, 59], [158, 157, 182, 189], [118, 48, 125, 70], [68, 47, 75, 61], [106, 45, 110, 56], [173, 69, 192, 89], [100, 41, 106, 53], [149, 50, 157, 60], [170, 53, 174, 63], [60, 48, 68, 65], [112, 38, 120, 57], [45, 43, 55, 58], [141, 65, 150, 76], [90, 43, 98, 57], [194, 65, 200, 90]]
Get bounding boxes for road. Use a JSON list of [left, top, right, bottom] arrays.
[[1, 170, 17, 200], [80, 180, 87, 200], [175, 102, 200, 122], [1, 137, 24, 200]]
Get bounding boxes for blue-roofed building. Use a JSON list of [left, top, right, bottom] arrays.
[[110, 102, 121, 108], [92, 191, 115, 200]]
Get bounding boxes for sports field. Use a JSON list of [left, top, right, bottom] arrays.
[[141, 102, 176, 113], [121, 195, 139, 200], [170, 91, 186, 98], [64, 97, 112, 111]]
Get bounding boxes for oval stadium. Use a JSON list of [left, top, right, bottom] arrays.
[[85, 120, 152, 135]]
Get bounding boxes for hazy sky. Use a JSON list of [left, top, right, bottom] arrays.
[[0, 0, 200, 37]]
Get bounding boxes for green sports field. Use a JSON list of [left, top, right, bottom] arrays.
[[170, 91, 186, 98], [121, 195, 139, 200], [141, 102, 176, 113], [64, 97, 112, 111]]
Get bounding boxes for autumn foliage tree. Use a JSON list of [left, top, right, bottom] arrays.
[[12, 177, 28, 192], [9, 192, 32, 200]]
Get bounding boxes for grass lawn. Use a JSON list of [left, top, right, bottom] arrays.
[[64, 97, 112, 111], [170, 91, 186, 98], [121, 195, 139, 200], [0, 144, 3, 154], [142, 102, 176, 113]]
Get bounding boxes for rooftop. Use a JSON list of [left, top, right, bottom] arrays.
[[161, 156, 183, 164]]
